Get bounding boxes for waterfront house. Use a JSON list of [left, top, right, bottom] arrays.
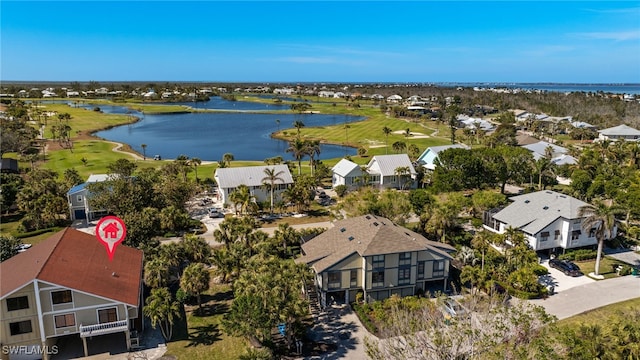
[[331, 159, 365, 190], [483, 190, 617, 252], [0, 228, 144, 360], [366, 154, 417, 189], [297, 215, 455, 304], [597, 124, 640, 142], [214, 165, 293, 206]]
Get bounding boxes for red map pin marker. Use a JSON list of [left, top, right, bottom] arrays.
[[95, 216, 127, 261]]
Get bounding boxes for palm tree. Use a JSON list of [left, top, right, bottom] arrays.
[[286, 138, 307, 175], [223, 153, 234, 168], [392, 141, 406, 154], [144, 258, 169, 289], [143, 287, 182, 341], [578, 200, 622, 276], [382, 126, 393, 154], [262, 167, 285, 214], [141, 143, 147, 160], [189, 157, 202, 182], [535, 157, 556, 190], [408, 144, 420, 160], [182, 234, 211, 264], [344, 124, 351, 144], [306, 140, 321, 175], [456, 246, 478, 266], [293, 120, 305, 136], [180, 263, 211, 313], [394, 166, 411, 190], [229, 184, 255, 215]]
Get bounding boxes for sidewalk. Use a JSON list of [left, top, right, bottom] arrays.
[[529, 275, 640, 319]]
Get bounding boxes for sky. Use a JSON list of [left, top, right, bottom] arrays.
[[1, 1, 639, 83]]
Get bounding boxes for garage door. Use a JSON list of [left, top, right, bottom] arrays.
[[74, 209, 86, 219]]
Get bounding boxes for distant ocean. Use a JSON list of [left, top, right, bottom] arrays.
[[437, 83, 640, 95]]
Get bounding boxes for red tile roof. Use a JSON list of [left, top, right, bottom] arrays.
[[1, 228, 143, 306]]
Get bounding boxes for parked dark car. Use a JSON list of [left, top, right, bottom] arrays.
[[549, 258, 583, 277]]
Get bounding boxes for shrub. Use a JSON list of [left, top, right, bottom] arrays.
[[334, 185, 348, 197], [618, 265, 632, 276], [530, 264, 549, 276], [352, 303, 377, 333]]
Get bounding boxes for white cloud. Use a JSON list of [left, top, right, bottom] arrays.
[[572, 30, 640, 41]]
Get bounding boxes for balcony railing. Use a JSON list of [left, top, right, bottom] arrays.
[[79, 320, 128, 337]]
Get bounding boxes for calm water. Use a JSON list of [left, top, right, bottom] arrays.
[[94, 108, 361, 161], [167, 96, 289, 111]]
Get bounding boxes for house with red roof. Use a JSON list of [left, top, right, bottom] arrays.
[[0, 228, 144, 360]]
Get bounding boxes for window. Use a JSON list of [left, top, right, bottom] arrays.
[[9, 320, 32, 336], [7, 296, 29, 311], [350, 270, 358, 287], [77, 195, 83, 202], [399, 252, 411, 266], [571, 230, 581, 240], [372, 255, 385, 269], [398, 267, 411, 285], [98, 308, 118, 323], [372, 270, 385, 288], [417, 261, 425, 279], [433, 261, 445, 277], [589, 228, 596, 238], [554, 230, 561, 240], [327, 272, 341, 289], [51, 290, 72, 305], [540, 231, 550, 242], [55, 313, 76, 328]]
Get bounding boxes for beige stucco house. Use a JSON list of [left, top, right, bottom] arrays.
[[297, 215, 454, 304], [0, 228, 144, 360]]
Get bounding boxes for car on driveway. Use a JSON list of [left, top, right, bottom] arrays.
[[208, 208, 224, 218], [549, 258, 583, 277], [441, 298, 469, 319]]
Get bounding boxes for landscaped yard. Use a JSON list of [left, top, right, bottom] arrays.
[[575, 256, 629, 279], [164, 284, 249, 360]]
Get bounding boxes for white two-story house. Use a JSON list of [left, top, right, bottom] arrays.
[[0, 228, 144, 360], [214, 165, 294, 206], [297, 215, 455, 304], [483, 190, 617, 252]]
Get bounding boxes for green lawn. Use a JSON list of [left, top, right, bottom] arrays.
[[164, 284, 249, 360], [575, 256, 628, 279], [36, 103, 136, 138], [558, 297, 640, 328], [0, 214, 61, 246]]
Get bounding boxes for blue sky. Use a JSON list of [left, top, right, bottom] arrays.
[[2, 1, 639, 83]]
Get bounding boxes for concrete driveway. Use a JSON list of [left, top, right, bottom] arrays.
[[538, 258, 595, 294]]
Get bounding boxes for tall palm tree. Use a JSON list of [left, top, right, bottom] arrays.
[[141, 143, 147, 160], [189, 157, 202, 182], [143, 287, 182, 341], [293, 120, 305, 136], [286, 138, 307, 175], [578, 200, 622, 276], [344, 124, 351, 144], [229, 184, 255, 215], [382, 126, 393, 154], [144, 257, 169, 289], [262, 167, 285, 214], [306, 140, 321, 175]]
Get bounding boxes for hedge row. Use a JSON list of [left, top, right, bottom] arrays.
[[12, 227, 61, 239], [557, 249, 597, 261]]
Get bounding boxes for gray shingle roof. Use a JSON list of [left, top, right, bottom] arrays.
[[493, 190, 590, 235], [215, 165, 293, 188], [332, 159, 363, 177], [598, 124, 640, 136], [522, 141, 567, 157], [297, 215, 454, 273], [367, 154, 416, 176]]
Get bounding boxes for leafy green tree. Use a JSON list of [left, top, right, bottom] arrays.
[[16, 169, 67, 230], [222, 294, 271, 343], [0, 173, 23, 213], [180, 263, 210, 312], [182, 234, 212, 264], [392, 141, 406, 154], [0, 235, 22, 262], [107, 158, 137, 178], [408, 189, 435, 215], [143, 287, 182, 341]]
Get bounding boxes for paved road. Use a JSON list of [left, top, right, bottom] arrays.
[[529, 275, 640, 319]]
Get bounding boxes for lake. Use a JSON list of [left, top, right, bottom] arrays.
[[93, 104, 362, 161]]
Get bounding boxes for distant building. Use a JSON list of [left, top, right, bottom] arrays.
[[416, 144, 469, 171], [67, 174, 110, 221], [366, 154, 416, 189], [0, 158, 19, 174], [331, 159, 365, 190], [597, 124, 640, 142]]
